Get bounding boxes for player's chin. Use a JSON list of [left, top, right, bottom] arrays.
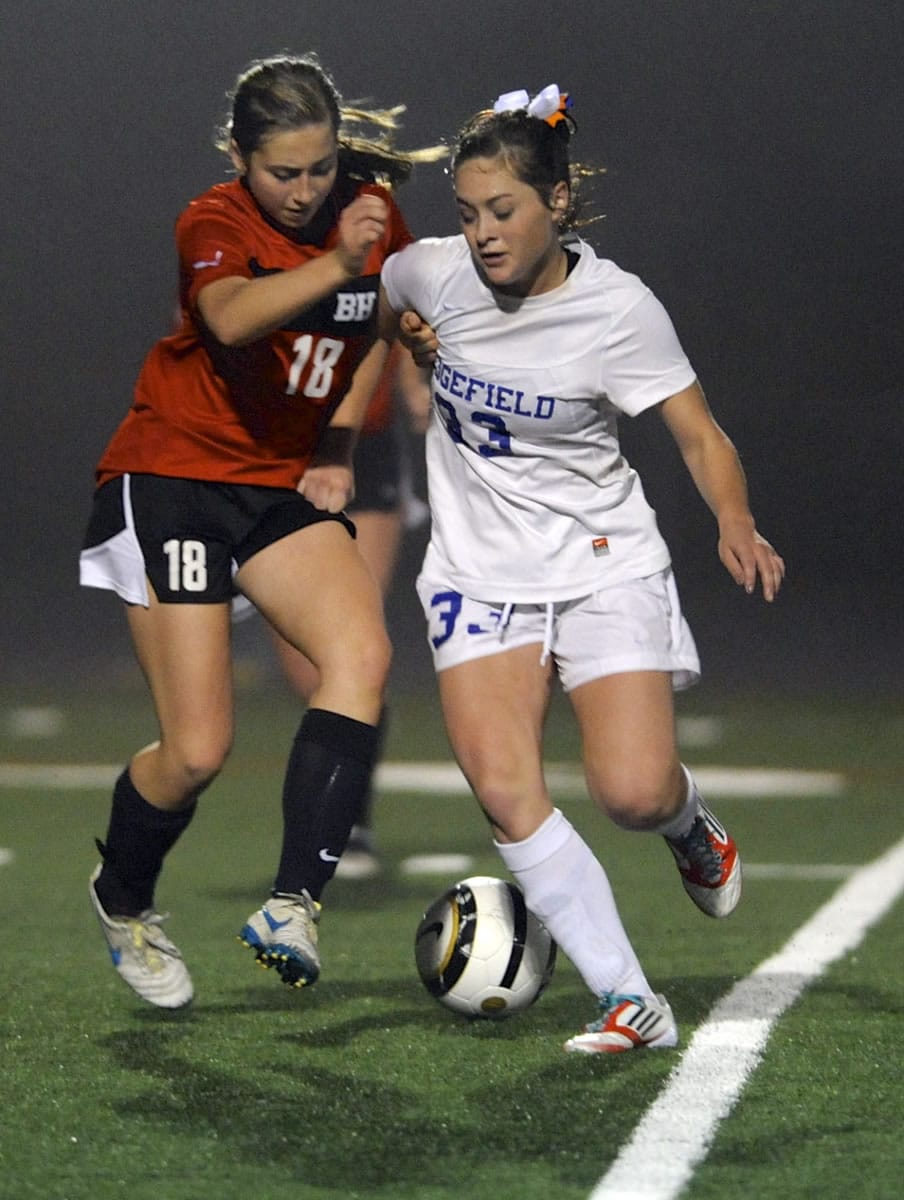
[[480, 259, 535, 297], [479, 255, 510, 279]]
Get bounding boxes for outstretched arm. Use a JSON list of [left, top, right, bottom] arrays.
[[659, 382, 785, 601]]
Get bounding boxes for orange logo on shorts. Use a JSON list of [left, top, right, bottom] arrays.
[[592, 537, 610, 557]]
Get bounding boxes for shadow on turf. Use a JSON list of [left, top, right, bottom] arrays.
[[95, 1023, 665, 1192], [117, 971, 733, 1039], [95, 974, 733, 1193]]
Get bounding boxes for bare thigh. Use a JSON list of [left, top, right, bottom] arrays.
[[437, 643, 556, 843], [353, 509, 404, 595], [126, 593, 234, 808], [237, 521, 391, 724], [569, 670, 683, 829], [272, 508, 403, 702]]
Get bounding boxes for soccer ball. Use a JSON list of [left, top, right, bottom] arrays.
[[414, 875, 557, 1019]]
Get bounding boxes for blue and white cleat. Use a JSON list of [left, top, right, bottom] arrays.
[[89, 865, 193, 1009], [239, 891, 321, 988]]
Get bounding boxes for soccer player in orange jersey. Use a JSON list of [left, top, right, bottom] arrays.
[[80, 53, 443, 1008]]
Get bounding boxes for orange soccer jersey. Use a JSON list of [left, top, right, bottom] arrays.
[[96, 177, 412, 490]]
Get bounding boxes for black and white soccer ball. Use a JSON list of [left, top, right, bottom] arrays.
[[414, 875, 557, 1019]]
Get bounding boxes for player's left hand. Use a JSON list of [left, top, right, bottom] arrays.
[[718, 519, 786, 602], [399, 309, 439, 368], [297, 464, 355, 514]]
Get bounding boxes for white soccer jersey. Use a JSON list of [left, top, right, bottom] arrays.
[[382, 235, 697, 602]]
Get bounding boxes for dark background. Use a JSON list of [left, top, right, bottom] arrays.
[[2, 0, 901, 698]]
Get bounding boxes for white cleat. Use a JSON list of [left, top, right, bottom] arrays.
[[89, 865, 193, 1009], [564, 992, 678, 1054], [239, 891, 321, 988], [666, 802, 742, 918]]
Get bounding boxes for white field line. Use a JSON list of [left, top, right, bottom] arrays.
[[741, 862, 857, 881], [379, 763, 845, 798], [589, 833, 904, 1200], [0, 761, 848, 882], [0, 761, 844, 798]]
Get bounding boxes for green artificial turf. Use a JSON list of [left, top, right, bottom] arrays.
[[1, 682, 902, 1199]]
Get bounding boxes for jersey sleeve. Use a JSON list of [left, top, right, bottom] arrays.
[[175, 199, 257, 311], [600, 289, 697, 417], [381, 239, 445, 319]]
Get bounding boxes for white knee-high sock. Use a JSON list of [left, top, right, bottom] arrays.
[[655, 764, 700, 840], [494, 809, 652, 999]]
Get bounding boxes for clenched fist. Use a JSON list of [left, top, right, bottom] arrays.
[[335, 193, 388, 277]]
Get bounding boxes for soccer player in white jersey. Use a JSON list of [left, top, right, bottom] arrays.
[[379, 86, 785, 1053]]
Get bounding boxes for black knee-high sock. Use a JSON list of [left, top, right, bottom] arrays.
[[94, 769, 197, 916], [355, 705, 388, 829], [274, 708, 380, 901]]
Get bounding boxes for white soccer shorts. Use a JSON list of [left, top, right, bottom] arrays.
[[416, 567, 700, 692]]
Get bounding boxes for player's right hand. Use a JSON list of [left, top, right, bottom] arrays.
[[335, 194, 388, 276], [297, 463, 355, 514], [399, 309, 439, 367]]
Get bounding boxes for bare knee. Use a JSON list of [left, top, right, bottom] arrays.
[[590, 761, 684, 831], [356, 627, 392, 693], [316, 627, 392, 712], [156, 729, 233, 796], [458, 752, 551, 844]]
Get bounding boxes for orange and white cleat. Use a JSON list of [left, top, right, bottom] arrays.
[[665, 801, 742, 918], [564, 992, 678, 1054]]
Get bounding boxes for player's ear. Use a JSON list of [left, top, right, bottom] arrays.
[[550, 180, 570, 223], [228, 138, 247, 176]]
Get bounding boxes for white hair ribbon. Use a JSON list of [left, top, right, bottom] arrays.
[[493, 84, 561, 121], [493, 89, 530, 113]]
